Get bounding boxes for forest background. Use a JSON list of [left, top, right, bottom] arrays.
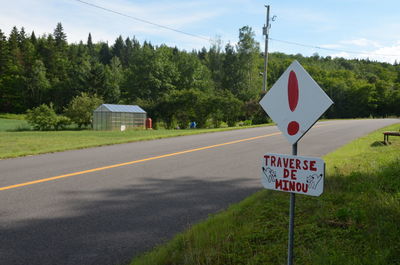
[[0, 23, 399, 129]]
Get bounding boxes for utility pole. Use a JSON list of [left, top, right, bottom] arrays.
[[262, 5, 270, 92]]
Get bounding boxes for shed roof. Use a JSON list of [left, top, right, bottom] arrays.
[[94, 104, 146, 113]]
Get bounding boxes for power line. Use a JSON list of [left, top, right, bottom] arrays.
[[269, 37, 400, 58], [74, 0, 399, 59], [73, 0, 211, 42]]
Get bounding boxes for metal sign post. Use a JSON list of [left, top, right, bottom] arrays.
[[288, 143, 297, 265], [259, 60, 333, 265]]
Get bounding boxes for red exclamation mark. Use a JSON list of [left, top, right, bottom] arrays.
[[287, 71, 299, 135]]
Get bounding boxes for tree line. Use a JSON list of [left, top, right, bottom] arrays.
[[0, 23, 399, 128]]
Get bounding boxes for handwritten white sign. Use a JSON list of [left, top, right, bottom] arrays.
[[261, 153, 325, 196]]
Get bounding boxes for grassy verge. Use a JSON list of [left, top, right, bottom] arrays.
[[130, 123, 400, 265], [0, 122, 270, 159], [0, 118, 30, 132], [0, 113, 26, 120]]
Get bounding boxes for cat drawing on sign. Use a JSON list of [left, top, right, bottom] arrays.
[[307, 174, 322, 189], [262, 167, 276, 183]]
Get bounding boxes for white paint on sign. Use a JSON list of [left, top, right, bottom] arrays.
[[259, 60, 333, 144], [261, 153, 325, 196]]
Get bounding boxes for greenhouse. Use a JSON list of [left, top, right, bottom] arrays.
[[93, 104, 147, 130]]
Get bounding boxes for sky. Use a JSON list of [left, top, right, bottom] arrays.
[[1, 0, 400, 63]]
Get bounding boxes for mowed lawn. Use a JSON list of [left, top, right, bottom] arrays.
[[0, 118, 30, 132], [0, 118, 268, 159]]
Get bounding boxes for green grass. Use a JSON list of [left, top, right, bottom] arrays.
[[0, 118, 31, 132], [0, 113, 26, 120], [130, 123, 400, 265], [0, 124, 270, 159]]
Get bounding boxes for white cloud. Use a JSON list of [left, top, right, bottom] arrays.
[[369, 43, 400, 64], [330, 42, 400, 64], [0, 0, 226, 49], [340, 38, 381, 48], [86, 0, 225, 29]]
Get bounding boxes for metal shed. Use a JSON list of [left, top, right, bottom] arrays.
[[93, 104, 147, 130]]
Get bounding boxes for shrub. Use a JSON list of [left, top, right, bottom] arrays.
[[65, 92, 103, 128], [26, 104, 71, 131], [238, 120, 252, 126], [26, 104, 58, 130], [54, 116, 71, 130]]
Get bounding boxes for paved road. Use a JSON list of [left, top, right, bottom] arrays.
[[0, 119, 398, 265]]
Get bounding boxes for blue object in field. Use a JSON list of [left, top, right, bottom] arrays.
[[190, 122, 197, 129]]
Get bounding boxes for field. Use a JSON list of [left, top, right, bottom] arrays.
[[0, 118, 30, 132], [0, 118, 269, 159], [130, 123, 400, 265]]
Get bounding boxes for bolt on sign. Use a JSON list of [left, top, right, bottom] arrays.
[[261, 153, 325, 196], [259, 60, 333, 145]]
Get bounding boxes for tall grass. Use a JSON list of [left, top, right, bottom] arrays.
[[130, 123, 400, 265]]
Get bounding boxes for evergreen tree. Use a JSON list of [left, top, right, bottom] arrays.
[[87, 61, 106, 96], [0, 29, 8, 75], [112, 36, 124, 60], [222, 42, 240, 94], [103, 56, 122, 103], [121, 37, 133, 67], [18, 27, 27, 48], [5, 26, 26, 112], [53, 22, 67, 51], [0, 23, 397, 121], [206, 38, 224, 90], [8, 26, 20, 55], [30, 31, 37, 45], [87, 33, 93, 48], [99, 42, 111, 65], [0, 29, 10, 112], [87, 33, 94, 57]]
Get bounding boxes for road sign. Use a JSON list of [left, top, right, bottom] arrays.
[[259, 60, 333, 144], [261, 153, 324, 196]]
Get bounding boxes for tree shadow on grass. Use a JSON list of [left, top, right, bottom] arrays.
[[0, 176, 259, 265], [285, 158, 400, 265], [370, 140, 386, 147]]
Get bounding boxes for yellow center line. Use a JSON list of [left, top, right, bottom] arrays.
[[0, 132, 282, 191], [0, 123, 333, 192]]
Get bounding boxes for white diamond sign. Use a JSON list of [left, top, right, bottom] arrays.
[[260, 60, 333, 144]]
